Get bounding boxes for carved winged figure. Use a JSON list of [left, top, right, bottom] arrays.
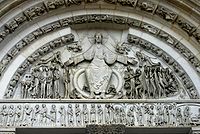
[[65, 32, 137, 99]]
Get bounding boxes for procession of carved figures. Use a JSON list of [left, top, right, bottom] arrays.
[[15, 32, 185, 99], [20, 51, 65, 99], [0, 103, 200, 127]]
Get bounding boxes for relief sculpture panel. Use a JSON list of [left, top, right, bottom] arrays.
[[6, 30, 192, 100], [0, 102, 199, 128]]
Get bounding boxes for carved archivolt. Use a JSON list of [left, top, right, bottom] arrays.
[[1, 0, 200, 132], [127, 34, 197, 99], [0, 14, 200, 82], [4, 34, 75, 99], [0, 1, 199, 80], [0, 0, 199, 44], [4, 31, 198, 99]]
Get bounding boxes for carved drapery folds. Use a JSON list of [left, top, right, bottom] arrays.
[[4, 34, 75, 99], [127, 34, 198, 99], [0, 0, 200, 132], [123, 64, 179, 99], [0, 102, 199, 128], [0, 14, 200, 84], [4, 32, 197, 99], [21, 52, 64, 99]]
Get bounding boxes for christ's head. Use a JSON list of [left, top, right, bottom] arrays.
[[94, 32, 103, 44]]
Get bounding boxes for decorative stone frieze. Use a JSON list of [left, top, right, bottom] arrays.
[[0, 100, 199, 128], [157, 30, 178, 46], [0, 28, 10, 43], [0, 14, 199, 81], [0, 1, 200, 133], [0, 21, 63, 76], [117, 0, 137, 7], [0, 0, 199, 45], [23, 4, 47, 21], [127, 34, 198, 99], [4, 34, 75, 99], [176, 17, 197, 36], [44, 0, 65, 11], [140, 22, 160, 35], [4, 32, 197, 99], [155, 6, 178, 23], [193, 29, 200, 43], [137, 0, 156, 14]]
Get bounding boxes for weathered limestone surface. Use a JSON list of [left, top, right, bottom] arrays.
[[0, 1, 200, 134]]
